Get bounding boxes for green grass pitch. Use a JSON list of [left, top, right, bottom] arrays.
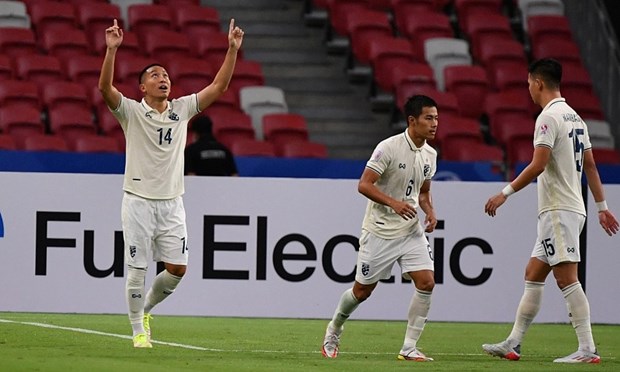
[[0, 312, 616, 371]]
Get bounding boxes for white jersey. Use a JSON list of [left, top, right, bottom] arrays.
[[362, 130, 437, 239], [112, 94, 200, 199], [533, 97, 591, 216]]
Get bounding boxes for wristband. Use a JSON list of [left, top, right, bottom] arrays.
[[596, 201, 608, 212], [501, 185, 515, 197]]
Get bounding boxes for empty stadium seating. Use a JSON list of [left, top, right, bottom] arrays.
[[230, 138, 276, 157]]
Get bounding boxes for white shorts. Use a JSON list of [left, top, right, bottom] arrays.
[[355, 230, 434, 285], [122, 192, 188, 268], [532, 210, 585, 266]]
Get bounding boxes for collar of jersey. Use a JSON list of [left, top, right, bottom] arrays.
[[140, 98, 171, 115], [542, 97, 566, 112], [404, 129, 423, 152]]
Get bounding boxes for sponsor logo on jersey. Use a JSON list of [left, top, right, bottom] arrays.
[[540, 124, 549, 135], [130, 246, 137, 258]]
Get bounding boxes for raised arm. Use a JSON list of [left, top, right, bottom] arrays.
[[583, 149, 619, 236], [98, 19, 123, 110], [196, 19, 244, 111]]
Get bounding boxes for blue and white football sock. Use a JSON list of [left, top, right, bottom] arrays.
[[144, 269, 183, 314], [562, 282, 596, 353], [126, 266, 147, 336], [403, 288, 432, 349], [329, 288, 360, 331]]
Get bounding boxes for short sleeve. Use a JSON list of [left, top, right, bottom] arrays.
[[533, 112, 558, 149], [366, 141, 390, 175]]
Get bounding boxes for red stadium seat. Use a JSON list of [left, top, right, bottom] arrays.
[[490, 63, 529, 93], [0, 55, 12, 81], [229, 61, 265, 96], [40, 28, 90, 59], [262, 113, 309, 154], [454, 0, 503, 31], [202, 109, 255, 149], [71, 134, 121, 153], [128, 4, 173, 37], [526, 15, 572, 47], [432, 115, 483, 149], [155, 0, 200, 5], [281, 141, 328, 158], [395, 87, 459, 119], [208, 89, 240, 111], [76, 2, 123, 44], [561, 64, 594, 96], [166, 57, 214, 95], [0, 79, 41, 110], [367, 36, 416, 93], [48, 106, 97, 146], [388, 62, 436, 96], [463, 12, 514, 60], [92, 30, 141, 58], [393, 1, 441, 36], [531, 38, 582, 69], [0, 106, 45, 147], [0, 28, 37, 57], [141, 30, 192, 62], [485, 91, 532, 140], [29, 1, 77, 36], [65, 55, 106, 92], [398, 10, 453, 61], [592, 148, 620, 165], [14, 54, 64, 85], [563, 91, 605, 121], [0, 134, 17, 150], [22, 134, 69, 152], [326, 0, 369, 39], [230, 138, 276, 157], [347, 10, 393, 66], [441, 137, 504, 162], [172, 5, 220, 36], [443, 65, 489, 119], [195, 32, 245, 64], [114, 56, 154, 85], [507, 136, 534, 176], [491, 117, 535, 148], [477, 39, 527, 74], [41, 81, 90, 112]]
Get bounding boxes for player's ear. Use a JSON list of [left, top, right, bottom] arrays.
[[139, 83, 146, 93]]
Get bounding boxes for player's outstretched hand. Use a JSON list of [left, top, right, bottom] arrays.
[[484, 193, 507, 217], [599, 209, 619, 236], [228, 18, 244, 50], [105, 19, 123, 49]]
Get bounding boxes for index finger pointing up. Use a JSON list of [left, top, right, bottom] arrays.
[[113, 18, 118, 27], [229, 18, 235, 33]]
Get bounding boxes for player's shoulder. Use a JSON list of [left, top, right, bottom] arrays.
[[422, 142, 437, 157]]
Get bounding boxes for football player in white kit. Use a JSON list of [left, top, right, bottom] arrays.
[[322, 95, 439, 361], [98, 19, 244, 348], [483, 58, 619, 363]]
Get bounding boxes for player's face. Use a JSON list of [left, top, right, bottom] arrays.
[[409, 106, 438, 142], [140, 66, 171, 99], [528, 73, 541, 104]]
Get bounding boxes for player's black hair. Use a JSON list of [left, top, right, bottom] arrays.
[[528, 58, 562, 90], [138, 63, 166, 84], [403, 95, 438, 119]]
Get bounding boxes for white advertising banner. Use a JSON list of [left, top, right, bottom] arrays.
[[0, 172, 617, 324]]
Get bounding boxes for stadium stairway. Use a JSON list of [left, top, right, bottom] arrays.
[[204, 0, 393, 160]]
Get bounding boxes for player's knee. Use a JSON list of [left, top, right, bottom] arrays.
[[165, 265, 186, 277], [415, 279, 435, 292], [352, 287, 373, 302]]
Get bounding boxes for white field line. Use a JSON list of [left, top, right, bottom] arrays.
[[2, 318, 613, 359]]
